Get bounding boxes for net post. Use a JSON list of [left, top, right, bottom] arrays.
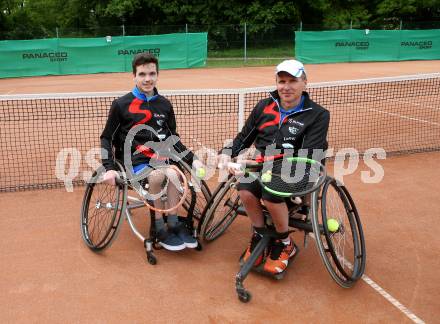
[[238, 92, 245, 131]]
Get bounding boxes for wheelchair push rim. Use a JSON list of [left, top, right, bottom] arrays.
[[80, 164, 127, 251], [311, 177, 366, 288]]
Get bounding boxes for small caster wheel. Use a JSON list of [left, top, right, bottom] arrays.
[[147, 254, 157, 265], [237, 290, 251, 303]]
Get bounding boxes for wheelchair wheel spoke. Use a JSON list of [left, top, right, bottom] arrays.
[[312, 177, 366, 287], [80, 164, 127, 251], [201, 178, 240, 241]]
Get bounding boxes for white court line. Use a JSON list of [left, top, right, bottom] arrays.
[[338, 257, 426, 323], [394, 99, 440, 112], [218, 76, 264, 86], [364, 93, 440, 112], [361, 274, 425, 324], [363, 94, 440, 123], [310, 232, 425, 323], [339, 255, 425, 323], [367, 108, 440, 127]]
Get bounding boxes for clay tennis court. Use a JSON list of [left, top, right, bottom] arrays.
[[1, 61, 439, 323]]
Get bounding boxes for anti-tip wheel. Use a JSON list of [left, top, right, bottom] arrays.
[[237, 289, 252, 303], [147, 254, 157, 265]]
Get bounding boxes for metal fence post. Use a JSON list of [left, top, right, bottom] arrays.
[[244, 23, 247, 63], [56, 27, 59, 38]]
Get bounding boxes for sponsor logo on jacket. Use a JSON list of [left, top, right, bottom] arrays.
[[287, 119, 304, 126], [288, 126, 299, 135]]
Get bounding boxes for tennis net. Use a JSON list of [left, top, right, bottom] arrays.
[[1, 73, 439, 192]]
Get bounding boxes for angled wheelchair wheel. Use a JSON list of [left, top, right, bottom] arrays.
[[80, 164, 127, 251], [200, 176, 241, 242], [311, 177, 366, 288], [177, 161, 211, 223]]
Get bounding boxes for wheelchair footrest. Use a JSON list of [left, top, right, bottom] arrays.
[[238, 256, 287, 280]]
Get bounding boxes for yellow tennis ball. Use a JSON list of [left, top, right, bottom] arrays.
[[196, 168, 206, 179], [261, 171, 272, 183], [327, 218, 339, 232]]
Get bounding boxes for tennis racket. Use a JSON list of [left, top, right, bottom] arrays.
[[221, 156, 326, 198], [129, 164, 189, 213]]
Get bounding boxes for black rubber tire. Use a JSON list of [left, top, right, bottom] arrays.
[[178, 161, 211, 224], [311, 177, 366, 288], [80, 165, 127, 251], [200, 177, 241, 241], [237, 289, 252, 303]]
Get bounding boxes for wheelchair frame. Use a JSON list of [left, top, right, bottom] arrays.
[[199, 174, 366, 303], [80, 159, 211, 265]]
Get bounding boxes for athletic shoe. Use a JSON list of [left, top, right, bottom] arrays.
[[242, 232, 264, 266], [156, 228, 186, 251], [263, 239, 297, 274], [170, 223, 198, 248]]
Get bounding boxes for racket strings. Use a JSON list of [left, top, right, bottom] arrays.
[[140, 167, 183, 205], [263, 161, 322, 195]]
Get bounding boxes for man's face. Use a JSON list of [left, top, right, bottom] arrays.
[[276, 71, 307, 108], [134, 63, 158, 96]]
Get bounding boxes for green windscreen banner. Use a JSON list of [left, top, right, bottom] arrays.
[[295, 29, 440, 63], [0, 33, 207, 78]]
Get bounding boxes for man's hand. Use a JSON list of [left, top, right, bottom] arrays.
[[102, 170, 119, 186], [217, 153, 231, 169], [217, 154, 245, 176]]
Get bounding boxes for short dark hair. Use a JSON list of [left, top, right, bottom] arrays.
[[132, 53, 159, 75]]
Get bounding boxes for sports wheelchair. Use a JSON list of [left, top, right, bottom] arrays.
[[80, 159, 211, 265], [200, 169, 366, 303]]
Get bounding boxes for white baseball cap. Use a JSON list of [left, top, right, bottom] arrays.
[[276, 59, 306, 78]]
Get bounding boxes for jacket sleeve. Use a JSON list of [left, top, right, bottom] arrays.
[[301, 109, 330, 161], [167, 104, 196, 166], [100, 100, 121, 171], [220, 102, 261, 158]]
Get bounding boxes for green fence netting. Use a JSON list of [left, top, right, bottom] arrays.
[[295, 29, 440, 63], [0, 33, 207, 78]]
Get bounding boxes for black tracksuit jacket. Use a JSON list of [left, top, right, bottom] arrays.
[[100, 88, 194, 171], [222, 90, 330, 160]]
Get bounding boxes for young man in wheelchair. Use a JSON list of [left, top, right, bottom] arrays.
[[218, 60, 330, 275], [100, 52, 204, 251]]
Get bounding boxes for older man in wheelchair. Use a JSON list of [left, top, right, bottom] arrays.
[[218, 59, 330, 276]]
